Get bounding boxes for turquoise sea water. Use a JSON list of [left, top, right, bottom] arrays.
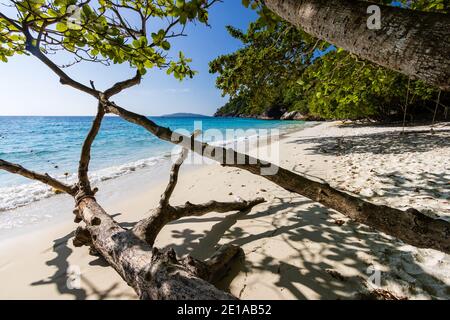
[[0, 116, 308, 211]]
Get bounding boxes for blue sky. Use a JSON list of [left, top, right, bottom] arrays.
[[0, 1, 257, 116]]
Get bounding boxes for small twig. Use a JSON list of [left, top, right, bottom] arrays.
[[431, 90, 442, 131], [159, 129, 202, 208], [402, 77, 411, 133]]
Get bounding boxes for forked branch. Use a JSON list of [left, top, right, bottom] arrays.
[[159, 129, 202, 209], [132, 130, 265, 247]]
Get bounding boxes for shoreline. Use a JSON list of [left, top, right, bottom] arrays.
[[0, 118, 310, 215], [0, 121, 449, 299]]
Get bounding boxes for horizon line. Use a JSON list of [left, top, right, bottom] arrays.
[[0, 114, 214, 117]]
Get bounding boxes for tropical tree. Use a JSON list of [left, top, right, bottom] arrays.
[[257, 0, 450, 91], [0, 0, 449, 299], [296, 48, 441, 120], [209, 21, 320, 117], [0, 0, 261, 299], [213, 1, 447, 120]]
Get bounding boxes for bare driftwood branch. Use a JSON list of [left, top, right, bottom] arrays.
[[170, 198, 267, 219], [77, 196, 237, 299], [78, 103, 106, 198], [0, 159, 77, 196], [74, 127, 263, 299], [159, 129, 202, 209], [105, 101, 450, 254], [133, 129, 265, 247], [133, 198, 265, 248]]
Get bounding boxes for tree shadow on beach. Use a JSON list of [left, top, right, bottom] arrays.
[[31, 232, 88, 300], [162, 196, 450, 299], [288, 125, 450, 214], [288, 127, 450, 156], [30, 230, 135, 300], [373, 170, 450, 208]]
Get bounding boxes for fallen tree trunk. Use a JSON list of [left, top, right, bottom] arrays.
[[1, 114, 266, 299], [71, 143, 265, 299], [105, 102, 450, 254], [76, 196, 236, 300], [264, 0, 450, 91]]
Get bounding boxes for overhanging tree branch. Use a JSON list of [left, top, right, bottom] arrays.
[[104, 100, 450, 254]]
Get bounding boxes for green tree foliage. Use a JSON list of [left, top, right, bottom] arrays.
[[209, 21, 322, 116], [211, 0, 447, 120], [0, 0, 216, 78], [292, 49, 439, 120]]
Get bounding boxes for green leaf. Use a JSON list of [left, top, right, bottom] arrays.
[[56, 23, 67, 32], [161, 41, 170, 50]]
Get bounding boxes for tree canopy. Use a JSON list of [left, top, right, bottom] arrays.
[[209, 21, 321, 117], [0, 0, 218, 82], [210, 0, 448, 120]]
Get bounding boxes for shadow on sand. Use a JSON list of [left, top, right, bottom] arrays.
[[163, 196, 449, 299], [30, 124, 450, 299], [30, 230, 135, 300]]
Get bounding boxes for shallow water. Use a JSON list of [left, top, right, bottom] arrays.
[[0, 116, 308, 214]]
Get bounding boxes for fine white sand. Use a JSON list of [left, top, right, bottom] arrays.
[[0, 121, 449, 300]]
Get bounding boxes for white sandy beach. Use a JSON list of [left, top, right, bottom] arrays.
[[0, 121, 449, 300]]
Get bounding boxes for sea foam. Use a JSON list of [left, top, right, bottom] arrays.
[[0, 155, 165, 212]]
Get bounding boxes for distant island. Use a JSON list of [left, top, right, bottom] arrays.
[[160, 113, 210, 118]]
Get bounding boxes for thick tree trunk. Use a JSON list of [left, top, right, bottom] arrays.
[[264, 0, 450, 91], [76, 197, 237, 300], [1, 128, 265, 300]]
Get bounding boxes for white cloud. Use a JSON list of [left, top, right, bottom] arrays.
[[165, 88, 191, 93]]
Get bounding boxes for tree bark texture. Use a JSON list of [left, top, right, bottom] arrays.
[[265, 0, 450, 91], [76, 197, 237, 300]]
